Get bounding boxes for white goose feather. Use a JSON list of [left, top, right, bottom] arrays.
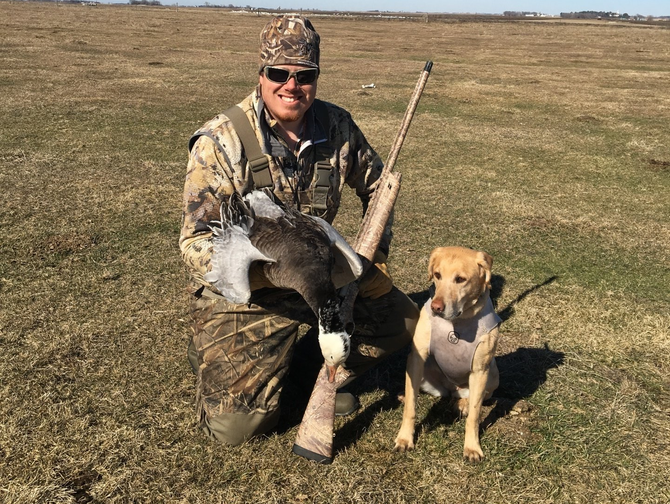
[[203, 200, 275, 304]]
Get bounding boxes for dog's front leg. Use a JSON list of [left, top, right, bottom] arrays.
[[463, 327, 499, 462], [394, 311, 431, 451]]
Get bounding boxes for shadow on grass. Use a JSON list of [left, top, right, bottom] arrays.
[[494, 274, 558, 323], [481, 343, 565, 430]]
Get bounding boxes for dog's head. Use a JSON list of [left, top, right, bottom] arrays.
[[428, 246, 493, 320]]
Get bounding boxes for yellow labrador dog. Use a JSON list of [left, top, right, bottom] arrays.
[[394, 246, 501, 462]]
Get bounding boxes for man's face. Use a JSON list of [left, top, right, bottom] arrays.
[[259, 64, 318, 124]]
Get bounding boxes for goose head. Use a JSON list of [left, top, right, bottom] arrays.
[[317, 296, 352, 383]]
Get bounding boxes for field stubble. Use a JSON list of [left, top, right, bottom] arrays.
[[1, 3, 669, 503]]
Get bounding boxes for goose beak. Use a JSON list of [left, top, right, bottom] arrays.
[[327, 364, 338, 383]]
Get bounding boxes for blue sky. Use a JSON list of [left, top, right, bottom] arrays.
[[160, 1, 667, 16]]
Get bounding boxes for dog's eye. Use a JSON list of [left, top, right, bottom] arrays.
[[434, 272, 441, 280], [454, 276, 466, 284]]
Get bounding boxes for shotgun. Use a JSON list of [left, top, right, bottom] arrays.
[[292, 61, 433, 464]]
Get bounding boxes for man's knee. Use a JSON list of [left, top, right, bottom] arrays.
[[202, 409, 281, 446], [345, 288, 420, 377], [371, 287, 420, 347], [391, 288, 420, 335], [187, 339, 198, 374]]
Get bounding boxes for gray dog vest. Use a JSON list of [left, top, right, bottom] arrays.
[[427, 296, 501, 388]]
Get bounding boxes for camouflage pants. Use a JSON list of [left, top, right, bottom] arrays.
[[188, 285, 419, 445]]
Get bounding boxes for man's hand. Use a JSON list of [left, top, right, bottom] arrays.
[[249, 262, 275, 290], [358, 251, 393, 299]]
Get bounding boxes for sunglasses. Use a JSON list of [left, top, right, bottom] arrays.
[[263, 66, 319, 85]]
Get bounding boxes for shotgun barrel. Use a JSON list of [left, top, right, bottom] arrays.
[[344, 60, 433, 307]]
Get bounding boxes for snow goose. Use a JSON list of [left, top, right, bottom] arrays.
[[203, 189, 364, 381]]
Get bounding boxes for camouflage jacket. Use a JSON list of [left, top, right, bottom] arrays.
[[179, 88, 391, 288]]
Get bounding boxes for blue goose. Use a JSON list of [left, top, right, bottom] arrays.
[[203, 189, 364, 381]]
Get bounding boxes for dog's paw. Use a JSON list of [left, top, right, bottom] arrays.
[[463, 445, 484, 462], [394, 435, 415, 452], [456, 398, 469, 417]]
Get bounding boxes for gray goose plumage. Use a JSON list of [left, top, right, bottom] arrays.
[[203, 189, 363, 381]]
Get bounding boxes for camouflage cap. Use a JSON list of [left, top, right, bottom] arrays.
[[259, 15, 320, 71]]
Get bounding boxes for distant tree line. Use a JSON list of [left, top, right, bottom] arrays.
[[129, 0, 162, 5], [198, 3, 264, 8], [503, 11, 544, 17], [559, 11, 630, 19]]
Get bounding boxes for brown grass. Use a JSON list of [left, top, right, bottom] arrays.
[[1, 3, 669, 503]]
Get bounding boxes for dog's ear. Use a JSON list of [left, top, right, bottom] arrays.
[[476, 251, 493, 289], [428, 248, 442, 281]]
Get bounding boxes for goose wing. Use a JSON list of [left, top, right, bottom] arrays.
[[203, 195, 275, 304], [308, 215, 364, 289]]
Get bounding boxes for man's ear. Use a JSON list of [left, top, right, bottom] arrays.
[[476, 251, 493, 289]]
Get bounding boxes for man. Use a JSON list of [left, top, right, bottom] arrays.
[[180, 15, 419, 445]]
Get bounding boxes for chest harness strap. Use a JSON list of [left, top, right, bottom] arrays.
[[223, 105, 274, 189], [309, 101, 333, 213]]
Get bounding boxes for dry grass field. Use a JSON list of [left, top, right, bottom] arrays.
[[1, 2, 669, 503]]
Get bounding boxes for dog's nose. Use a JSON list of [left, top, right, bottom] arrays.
[[431, 298, 444, 313]]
